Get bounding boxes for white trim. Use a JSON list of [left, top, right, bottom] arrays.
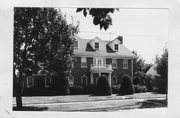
[[112, 59, 117, 68], [112, 75, 117, 84], [81, 75, 88, 85], [68, 75, 74, 85], [81, 57, 87, 68], [123, 59, 128, 69], [45, 77, 51, 88], [27, 76, 34, 88]]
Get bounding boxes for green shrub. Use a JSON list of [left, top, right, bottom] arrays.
[[83, 85, 96, 94], [95, 75, 112, 96], [58, 77, 69, 95], [69, 86, 83, 95], [119, 75, 134, 95]]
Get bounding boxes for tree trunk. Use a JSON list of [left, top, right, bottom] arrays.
[[15, 73, 23, 109]]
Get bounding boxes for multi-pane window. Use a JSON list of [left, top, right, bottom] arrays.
[[27, 77, 34, 88], [74, 41, 78, 48], [45, 77, 51, 87], [81, 75, 88, 85], [112, 75, 117, 84], [112, 59, 117, 68], [81, 57, 87, 68], [123, 59, 128, 69], [68, 75, 74, 85], [114, 44, 119, 51], [95, 42, 99, 50]]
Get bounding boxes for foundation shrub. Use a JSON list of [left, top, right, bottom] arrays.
[[119, 75, 134, 95], [95, 75, 112, 96]]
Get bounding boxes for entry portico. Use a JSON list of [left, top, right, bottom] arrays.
[[90, 64, 113, 86]]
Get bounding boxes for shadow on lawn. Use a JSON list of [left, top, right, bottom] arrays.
[[13, 106, 48, 111], [138, 99, 167, 109]]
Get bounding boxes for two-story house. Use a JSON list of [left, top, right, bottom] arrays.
[[69, 35, 136, 87], [18, 34, 136, 96]]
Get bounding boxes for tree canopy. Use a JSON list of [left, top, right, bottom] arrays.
[[76, 8, 119, 30], [14, 7, 78, 108]]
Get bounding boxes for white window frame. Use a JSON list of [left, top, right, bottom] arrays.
[[114, 44, 119, 51], [93, 57, 106, 66], [68, 75, 74, 85], [27, 76, 34, 88], [123, 59, 128, 69], [45, 77, 51, 88], [112, 59, 117, 68], [95, 42, 99, 50], [74, 40, 78, 48], [81, 57, 87, 68], [112, 75, 117, 84], [81, 75, 88, 85]]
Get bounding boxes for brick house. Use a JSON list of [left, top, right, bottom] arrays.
[[69, 35, 136, 87], [18, 35, 136, 95]]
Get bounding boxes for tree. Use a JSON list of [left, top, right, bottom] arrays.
[[155, 48, 168, 94], [14, 8, 78, 109], [132, 50, 152, 73], [76, 8, 119, 30]]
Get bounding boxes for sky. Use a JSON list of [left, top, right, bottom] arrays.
[[60, 8, 168, 64]]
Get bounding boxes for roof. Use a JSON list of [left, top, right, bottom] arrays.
[[74, 35, 136, 58], [146, 64, 159, 76]]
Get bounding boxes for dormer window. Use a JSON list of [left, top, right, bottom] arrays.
[[74, 41, 78, 48], [95, 42, 99, 50], [114, 44, 119, 51]]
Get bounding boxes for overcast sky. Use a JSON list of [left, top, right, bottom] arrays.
[[61, 8, 168, 64]]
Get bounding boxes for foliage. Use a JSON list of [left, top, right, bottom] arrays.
[[155, 48, 168, 93], [132, 50, 152, 73], [69, 86, 83, 95], [119, 75, 134, 95], [133, 85, 147, 93], [76, 8, 119, 30], [144, 74, 154, 92], [133, 76, 143, 85], [95, 75, 112, 96], [83, 85, 96, 94], [14, 7, 78, 108], [111, 85, 120, 94]]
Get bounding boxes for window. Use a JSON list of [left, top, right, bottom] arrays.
[[114, 44, 119, 51], [81, 75, 88, 85], [112, 59, 117, 68], [123, 59, 128, 69], [27, 77, 34, 88], [95, 42, 99, 50], [81, 57, 87, 68], [112, 75, 117, 84], [93, 57, 106, 66], [74, 41, 78, 48], [45, 77, 51, 87], [68, 75, 74, 85]]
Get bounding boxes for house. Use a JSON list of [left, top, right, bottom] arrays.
[[146, 64, 159, 78], [18, 35, 136, 95], [70, 35, 136, 87]]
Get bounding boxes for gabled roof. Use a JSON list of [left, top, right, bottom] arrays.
[[73, 35, 136, 58]]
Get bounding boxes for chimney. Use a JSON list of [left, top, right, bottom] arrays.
[[117, 36, 123, 44]]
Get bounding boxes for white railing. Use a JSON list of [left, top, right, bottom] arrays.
[[90, 64, 112, 70]]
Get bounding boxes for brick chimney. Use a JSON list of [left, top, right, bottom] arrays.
[[117, 36, 123, 44]]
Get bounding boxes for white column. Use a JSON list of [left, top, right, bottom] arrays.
[[108, 73, 112, 87], [131, 59, 133, 81], [90, 72, 93, 84]]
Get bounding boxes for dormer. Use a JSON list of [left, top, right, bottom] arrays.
[[107, 36, 123, 51], [88, 36, 102, 50]]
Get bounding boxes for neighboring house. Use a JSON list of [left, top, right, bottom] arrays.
[[18, 35, 136, 95], [146, 64, 159, 78], [71, 35, 136, 87]]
